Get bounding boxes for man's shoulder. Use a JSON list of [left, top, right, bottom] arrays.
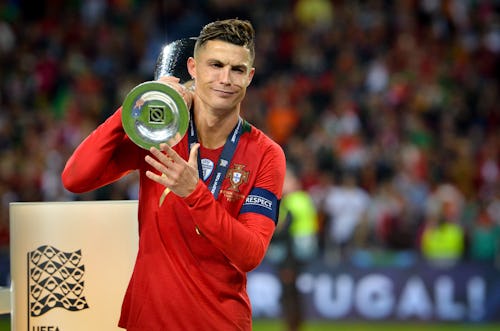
[[242, 120, 284, 154]]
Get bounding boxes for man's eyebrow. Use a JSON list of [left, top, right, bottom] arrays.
[[208, 58, 249, 71], [231, 64, 248, 71]]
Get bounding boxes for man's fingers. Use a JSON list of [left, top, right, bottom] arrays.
[[158, 143, 184, 164], [145, 154, 170, 175], [145, 142, 198, 198], [157, 76, 180, 84], [145, 169, 168, 185], [188, 143, 200, 169], [149, 146, 173, 163], [156, 77, 193, 108], [145, 145, 183, 185]]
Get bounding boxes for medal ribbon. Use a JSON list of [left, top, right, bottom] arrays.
[[188, 111, 242, 200]]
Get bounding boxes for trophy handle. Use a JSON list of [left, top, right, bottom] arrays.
[[154, 37, 197, 83]]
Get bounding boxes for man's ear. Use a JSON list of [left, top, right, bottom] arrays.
[[187, 57, 196, 80], [246, 67, 255, 87]]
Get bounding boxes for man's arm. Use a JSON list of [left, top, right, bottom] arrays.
[[62, 108, 141, 193], [183, 144, 286, 272], [144, 130, 286, 272]]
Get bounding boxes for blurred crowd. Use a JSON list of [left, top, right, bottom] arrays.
[[0, 0, 499, 271]]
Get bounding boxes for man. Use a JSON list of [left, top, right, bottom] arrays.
[[322, 169, 370, 264], [269, 165, 318, 331], [62, 19, 286, 331]]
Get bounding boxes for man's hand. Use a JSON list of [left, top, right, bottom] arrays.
[[157, 76, 193, 109], [145, 142, 200, 197]]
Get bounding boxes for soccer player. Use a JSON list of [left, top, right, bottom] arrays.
[[62, 19, 286, 330]]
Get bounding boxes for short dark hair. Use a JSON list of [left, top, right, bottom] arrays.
[[194, 18, 255, 65]]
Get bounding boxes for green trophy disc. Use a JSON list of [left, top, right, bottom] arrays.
[[122, 81, 189, 150]]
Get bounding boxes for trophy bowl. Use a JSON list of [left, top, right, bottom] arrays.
[[121, 81, 189, 150]]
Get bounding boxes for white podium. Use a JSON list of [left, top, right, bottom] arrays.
[[9, 201, 139, 331]]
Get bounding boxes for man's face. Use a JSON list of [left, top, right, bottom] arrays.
[[188, 40, 255, 113]]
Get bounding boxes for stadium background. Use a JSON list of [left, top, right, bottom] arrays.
[[0, 0, 499, 330]]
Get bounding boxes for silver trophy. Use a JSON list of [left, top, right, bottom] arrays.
[[122, 38, 196, 149]]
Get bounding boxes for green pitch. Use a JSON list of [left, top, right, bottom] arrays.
[[252, 320, 500, 331], [0, 317, 9, 331]]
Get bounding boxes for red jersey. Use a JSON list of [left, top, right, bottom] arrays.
[[62, 107, 286, 330]]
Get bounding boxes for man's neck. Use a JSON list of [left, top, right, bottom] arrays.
[[193, 107, 240, 149]]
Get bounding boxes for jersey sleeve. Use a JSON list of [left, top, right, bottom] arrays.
[[239, 141, 286, 224], [183, 141, 286, 272], [61, 107, 142, 193]]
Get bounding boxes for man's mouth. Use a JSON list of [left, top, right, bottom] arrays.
[[213, 88, 234, 96]]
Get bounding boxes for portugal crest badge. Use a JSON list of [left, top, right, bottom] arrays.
[[226, 164, 249, 192]]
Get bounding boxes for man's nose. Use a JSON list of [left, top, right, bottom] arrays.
[[219, 67, 231, 85]]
